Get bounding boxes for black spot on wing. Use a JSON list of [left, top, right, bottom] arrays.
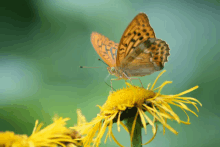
[[130, 39, 136, 42]]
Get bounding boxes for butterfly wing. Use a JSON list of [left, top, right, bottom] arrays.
[[122, 38, 170, 77], [116, 13, 156, 66], [91, 32, 118, 67]]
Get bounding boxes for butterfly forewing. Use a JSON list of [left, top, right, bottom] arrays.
[[91, 32, 118, 67], [116, 13, 156, 66]]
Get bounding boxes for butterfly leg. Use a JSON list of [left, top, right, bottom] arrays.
[[129, 78, 134, 85], [110, 78, 120, 91], [122, 72, 143, 87], [146, 83, 151, 90], [121, 72, 134, 85], [104, 73, 116, 90], [129, 77, 144, 88], [104, 81, 115, 91]]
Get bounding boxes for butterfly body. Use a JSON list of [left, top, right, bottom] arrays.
[[91, 13, 170, 86], [108, 66, 156, 80], [106, 38, 169, 80]]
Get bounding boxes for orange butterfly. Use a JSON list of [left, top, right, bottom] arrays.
[[91, 13, 170, 89]]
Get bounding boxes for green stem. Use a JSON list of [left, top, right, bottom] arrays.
[[124, 115, 142, 147]]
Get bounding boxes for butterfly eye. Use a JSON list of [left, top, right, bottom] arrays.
[[111, 67, 115, 72]]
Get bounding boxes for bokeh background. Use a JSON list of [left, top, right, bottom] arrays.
[[0, 0, 220, 146]]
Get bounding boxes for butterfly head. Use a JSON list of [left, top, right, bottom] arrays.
[[107, 67, 116, 75], [107, 67, 128, 79]]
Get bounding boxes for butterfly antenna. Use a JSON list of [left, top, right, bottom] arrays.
[[98, 58, 108, 66], [79, 58, 107, 68], [79, 66, 101, 68]]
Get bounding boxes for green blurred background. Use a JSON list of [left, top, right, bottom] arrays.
[[0, 0, 220, 146]]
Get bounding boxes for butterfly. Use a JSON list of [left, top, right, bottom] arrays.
[[91, 13, 170, 89]]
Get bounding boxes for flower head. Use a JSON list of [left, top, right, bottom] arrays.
[[73, 70, 202, 147], [0, 117, 82, 147]]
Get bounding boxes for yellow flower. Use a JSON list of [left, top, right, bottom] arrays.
[[73, 70, 202, 147], [0, 117, 82, 147]]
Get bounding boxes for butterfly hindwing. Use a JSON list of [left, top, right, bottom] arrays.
[[116, 13, 156, 66], [91, 32, 118, 67], [121, 38, 170, 76]]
